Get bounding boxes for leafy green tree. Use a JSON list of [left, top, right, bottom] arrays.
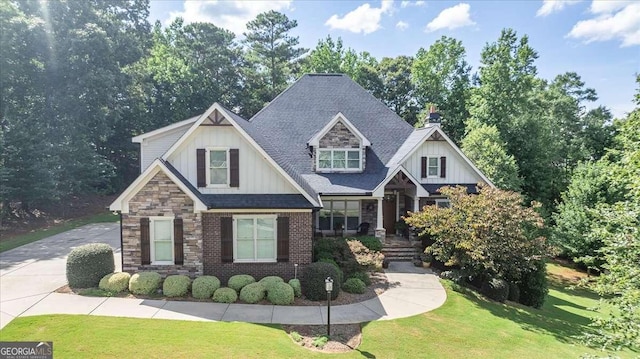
[[405, 185, 548, 289], [412, 36, 471, 143], [243, 10, 306, 107], [377, 56, 419, 124], [300, 35, 345, 74], [552, 161, 622, 270], [461, 121, 522, 191]]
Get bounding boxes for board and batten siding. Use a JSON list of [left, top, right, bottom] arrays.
[[167, 126, 298, 194], [140, 125, 192, 172], [404, 140, 483, 184]]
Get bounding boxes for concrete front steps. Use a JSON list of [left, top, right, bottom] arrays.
[[381, 237, 422, 261]]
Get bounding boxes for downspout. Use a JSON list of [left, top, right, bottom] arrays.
[[119, 211, 124, 271]]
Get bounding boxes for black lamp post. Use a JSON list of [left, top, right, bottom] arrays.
[[325, 277, 333, 338]]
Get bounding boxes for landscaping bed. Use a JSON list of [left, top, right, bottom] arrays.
[[283, 324, 362, 353]]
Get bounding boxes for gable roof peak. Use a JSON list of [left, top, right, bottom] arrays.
[[308, 112, 371, 147]]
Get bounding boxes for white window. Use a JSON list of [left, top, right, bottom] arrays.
[[317, 149, 361, 171], [318, 200, 360, 231], [436, 199, 450, 208], [150, 217, 173, 264], [233, 215, 277, 262], [427, 157, 439, 178], [207, 148, 229, 186]]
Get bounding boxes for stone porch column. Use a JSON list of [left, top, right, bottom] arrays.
[[375, 197, 385, 238]]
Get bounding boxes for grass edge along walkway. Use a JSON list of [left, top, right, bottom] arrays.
[[0, 212, 119, 253], [2, 263, 636, 358]]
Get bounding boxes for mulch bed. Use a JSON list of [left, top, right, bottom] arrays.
[[283, 324, 362, 353]]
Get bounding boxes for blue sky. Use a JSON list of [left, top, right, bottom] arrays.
[[149, 0, 640, 118]]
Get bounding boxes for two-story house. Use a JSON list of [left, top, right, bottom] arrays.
[[109, 74, 493, 281]]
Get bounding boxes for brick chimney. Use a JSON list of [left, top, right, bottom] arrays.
[[426, 105, 441, 126]]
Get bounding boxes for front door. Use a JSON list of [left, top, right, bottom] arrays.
[[383, 195, 396, 235]]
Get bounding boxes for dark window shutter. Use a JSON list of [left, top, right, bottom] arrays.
[[140, 218, 150, 265], [229, 149, 239, 188], [197, 149, 206, 187], [277, 217, 290, 262], [421, 157, 427, 178], [440, 156, 446, 178], [221, 217, 233, 263], [174, 218, 184, 265]]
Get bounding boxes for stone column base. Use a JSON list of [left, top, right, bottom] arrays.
[[375, 228, 386, 238]]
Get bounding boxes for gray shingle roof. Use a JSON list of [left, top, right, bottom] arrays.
[[249, 74, 414, 194]]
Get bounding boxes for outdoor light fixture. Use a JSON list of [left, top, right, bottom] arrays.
[[325, 277, 333, 337], [294, 263, 298, 279]]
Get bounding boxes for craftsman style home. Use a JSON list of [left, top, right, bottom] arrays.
[[110, 74, 493, 280]]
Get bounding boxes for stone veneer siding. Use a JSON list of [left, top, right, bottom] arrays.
[[313, 121, 366, 172], [202, 212, 313, 283], [360, 199, 378, 233], [122, 171, 203, 276]]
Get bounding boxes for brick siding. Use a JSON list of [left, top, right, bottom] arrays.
[[202, 212, 313, 283]]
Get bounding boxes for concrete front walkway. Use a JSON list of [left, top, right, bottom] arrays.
[[0, 223, 446, 328]]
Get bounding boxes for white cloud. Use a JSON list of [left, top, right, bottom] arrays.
[[567, 2, 640, 47], [325, 1, 393, 34], [396, 20, 409, 30], [536, 0, 581, 17], [167, 0, 292, 35], [589, 0, 631, 14], [425, 3, 475, 32], [400, 1, 425, 8]]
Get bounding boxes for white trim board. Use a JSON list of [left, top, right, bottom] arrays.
[[109, 159, 207, 213], [307, 112, 371, 147], [160, 102, 320, 207], [372, 165, 430, 198], [132, 116, 199, 143]]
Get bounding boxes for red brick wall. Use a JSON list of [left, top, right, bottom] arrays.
[[202, 212, 313, 283]]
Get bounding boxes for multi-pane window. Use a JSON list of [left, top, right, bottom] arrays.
[[436, 199, 450, 208], [234, 215, 276, 262], [208, 149, 228, 185], [318, 200, 360, 231], [317, 149, 361, 170], [427, 157, 439, 177], [150, 218, 173, 264]]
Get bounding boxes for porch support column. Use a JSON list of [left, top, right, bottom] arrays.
[[375, 197, 385, 238], [414, 196, 420, 212]]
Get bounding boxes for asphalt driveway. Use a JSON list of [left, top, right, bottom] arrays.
[[0, 223, 120, 329]]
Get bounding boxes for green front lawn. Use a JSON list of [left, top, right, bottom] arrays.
[[2, 263, 635, 358], [0, 212, 119, 253]]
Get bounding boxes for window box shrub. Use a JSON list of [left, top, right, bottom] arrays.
[[267, 282, 294, 305], [239, 282, 266, 304], [163, 275, 191, 297], [129, 272, 162, 295], [213, 287, 237, 303], [228, 274, 256, 293], [192, 276, 221, 299], [98, 272, 131, 293]]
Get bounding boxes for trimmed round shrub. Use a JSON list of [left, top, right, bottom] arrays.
[[66, 243, 114, 288], [239, 282, 266, 304], [213, 287, 238, 303], [349, 271, 371, 286], [267, 282, 294, 305], [163, 275, 191, 297], [288, 279, 302, 297], [481, 278, 509, 303], [192, 276, 221, 299], [129, 272, 162, 295], [318, 258, 344, 283], [301, 262, 342, 301], [99, 272, 131, 293], [508, 281, 521, 302], [518, 261, 548, 308], [228, 274, 256, 293], [259, 276, 284, 293], [342, 278, 366, 294]]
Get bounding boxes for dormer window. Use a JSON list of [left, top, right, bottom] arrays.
[[318, 149, 361, 170]]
